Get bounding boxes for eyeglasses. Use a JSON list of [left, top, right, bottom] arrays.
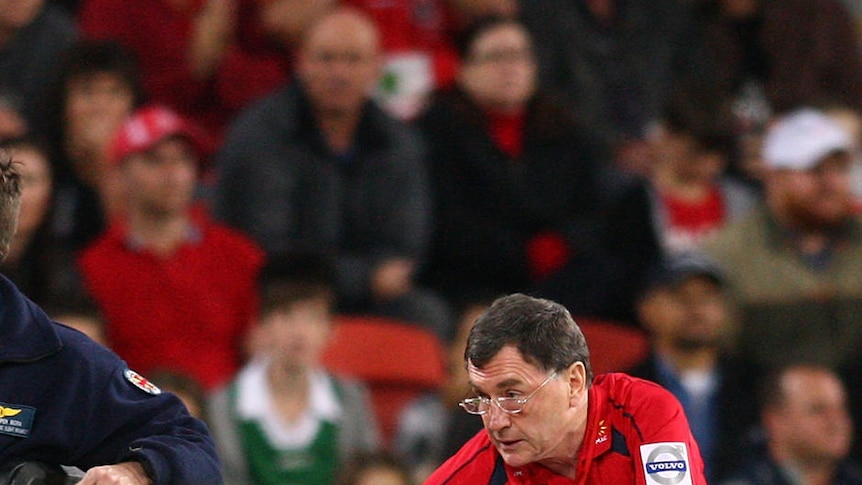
[[468, 48, 534, 65], [459, 371, 557, 415]]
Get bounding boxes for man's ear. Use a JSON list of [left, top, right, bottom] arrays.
[[566, 361, 587, 404]]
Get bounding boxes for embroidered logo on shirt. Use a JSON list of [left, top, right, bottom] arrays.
[[0, 402, 35, 438], [595, 419, 609, 444], [124, 369, 161, 395], [640, 442, 692, 485], [0, 406, 22, 418]]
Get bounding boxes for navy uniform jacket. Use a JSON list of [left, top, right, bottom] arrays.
[[0, 275, 222, 484]]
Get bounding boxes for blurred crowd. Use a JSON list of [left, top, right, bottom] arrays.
[[3, 0, 862, 482]]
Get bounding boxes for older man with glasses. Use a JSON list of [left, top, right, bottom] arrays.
[[424, 293, 707, 485]]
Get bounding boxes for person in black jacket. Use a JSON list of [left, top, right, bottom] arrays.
[[417, 15, 613, 314]]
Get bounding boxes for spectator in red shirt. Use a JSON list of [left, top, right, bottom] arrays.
[[78, 105, 264, 390], [424, 293, 707, 484]]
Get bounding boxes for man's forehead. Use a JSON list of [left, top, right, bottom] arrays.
[[302, 11, 380, 53], [467, 371, 530, 392], [466, 350, 545, 389], [783, 368, 843, 395], [466, 345, 526, 369], [69, 71, 131, 90]]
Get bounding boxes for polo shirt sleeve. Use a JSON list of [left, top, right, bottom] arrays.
[[627, 379, 708, 485]]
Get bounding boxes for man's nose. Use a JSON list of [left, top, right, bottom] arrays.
[[484, 401, 512, 431]]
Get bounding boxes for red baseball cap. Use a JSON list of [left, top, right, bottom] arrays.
[[106, 105, 213, 166]]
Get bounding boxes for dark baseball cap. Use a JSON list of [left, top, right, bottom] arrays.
[[639, 251, 725, 297]]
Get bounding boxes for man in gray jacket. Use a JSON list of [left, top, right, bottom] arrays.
[[213, 6, 452, 341]]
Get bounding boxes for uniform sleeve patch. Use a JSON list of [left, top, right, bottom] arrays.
[[0, 402, 35, 438], [124, 369, 162, 395], [640, 442, 692, 485]]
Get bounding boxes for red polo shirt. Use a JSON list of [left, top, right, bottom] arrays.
[[78, 212, 264, 390], [425, 373, 706, 484]]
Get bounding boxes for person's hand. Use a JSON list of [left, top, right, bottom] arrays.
[[77, 461, 152, 485], [370, 258, 415, 303], [189, 0, 237, 79]]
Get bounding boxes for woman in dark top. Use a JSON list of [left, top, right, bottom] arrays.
[[417, 16, 612, 311]]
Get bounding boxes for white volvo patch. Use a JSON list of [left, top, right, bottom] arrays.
[[640, 442, 692, 485]]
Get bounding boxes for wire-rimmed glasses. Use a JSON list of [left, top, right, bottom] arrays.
[[459, 371, 558, 415]]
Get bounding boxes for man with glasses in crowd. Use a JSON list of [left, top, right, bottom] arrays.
[[424, 293, 707, 484]]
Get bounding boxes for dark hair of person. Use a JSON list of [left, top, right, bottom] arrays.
[[465, 293, 593, 385], [334, 451, 413, 485], [57, 40, 143, 103], [43, 39, 144, 175], [0, 149, 21, 261], [454, 14, 529, 60], [662, 79, 737, 158], [257, 251, 337, 315], [41, 284, 103, 324], [756, 363, 840, 413], [662, 80, 736, 157]]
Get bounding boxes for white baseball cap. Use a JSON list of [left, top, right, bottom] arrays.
[[762, 108, 853, 170]]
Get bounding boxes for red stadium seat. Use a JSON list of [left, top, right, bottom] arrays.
[[321, 315, 446, 446], [576, 318, 650, 374]]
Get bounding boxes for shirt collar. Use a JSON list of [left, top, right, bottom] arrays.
[[235, 358, 343, 448], [505, 381, 610, 484], [236, 358, 342, 422], [124, 221, 202, 253]]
